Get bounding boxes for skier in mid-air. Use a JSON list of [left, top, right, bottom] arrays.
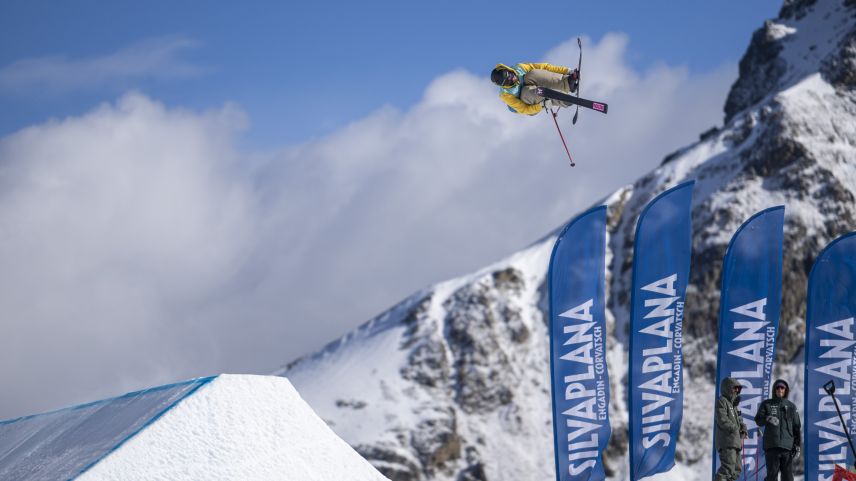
[[491, 43, 606, 167], [490, 62, 580, 115]]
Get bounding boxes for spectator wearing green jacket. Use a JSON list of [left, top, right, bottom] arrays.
[[715, 377, 749, 481], [755, 379, 801, 481]]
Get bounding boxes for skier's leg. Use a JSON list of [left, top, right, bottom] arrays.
[[522, 85, 571, 109], [520, 85, 544, 106]]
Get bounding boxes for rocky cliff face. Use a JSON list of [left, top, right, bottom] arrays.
[[280, 1, 856, 480]]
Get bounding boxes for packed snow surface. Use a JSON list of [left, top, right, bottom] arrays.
[[0, 374, 390, 481]]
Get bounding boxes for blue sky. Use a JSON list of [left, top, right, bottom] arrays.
[[3, 1, 780, 148], [0, 1, 782, 418]]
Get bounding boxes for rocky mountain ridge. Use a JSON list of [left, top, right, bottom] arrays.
[[280, 1, 856, 480]]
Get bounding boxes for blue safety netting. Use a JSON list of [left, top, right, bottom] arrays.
[[0, 376, 215, 481]]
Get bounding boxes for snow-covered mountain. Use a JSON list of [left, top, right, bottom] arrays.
[[278, 1, 856, 480]]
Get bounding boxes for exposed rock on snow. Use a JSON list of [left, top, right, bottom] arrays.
[[280, 1, 856, 480]]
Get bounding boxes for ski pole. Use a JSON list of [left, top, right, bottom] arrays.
[[824, 380, 856, 469], [547, 107, 575, 167], [742, 437, 746, 481], [752, 423, 759, 481], [755, 430, 759, 481]]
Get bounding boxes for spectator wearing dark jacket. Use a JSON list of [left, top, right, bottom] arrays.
[[755, 379, 801, 481]]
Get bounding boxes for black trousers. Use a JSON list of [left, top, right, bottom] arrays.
[[764, 447, 794, 481]]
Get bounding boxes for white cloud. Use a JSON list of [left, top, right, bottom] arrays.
[[0, 93, 254, 414], [0, 34, 736, 418], [0, 36, 202, 95]]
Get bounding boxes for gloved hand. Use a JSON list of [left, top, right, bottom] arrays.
[[568, 70, 580, 93], [792, 446, 800, 459], [766, 415, 780, 426]]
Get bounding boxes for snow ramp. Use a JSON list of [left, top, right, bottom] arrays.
[[0, 374, 390, 481]]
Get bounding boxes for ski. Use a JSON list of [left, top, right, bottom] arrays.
[[536, 87, 608, 114], [572, 37, 582, 125]]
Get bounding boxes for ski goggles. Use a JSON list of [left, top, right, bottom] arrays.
[[500, 70, 517, 87]]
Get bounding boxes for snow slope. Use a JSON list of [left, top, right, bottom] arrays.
[[0, 374, 390, 481], [279, 1, 856, 480]]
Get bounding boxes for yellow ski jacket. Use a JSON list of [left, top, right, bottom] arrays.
[[495, 62, 572, 115]]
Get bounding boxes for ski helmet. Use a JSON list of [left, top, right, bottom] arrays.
[[491, 68, 516, 87]]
